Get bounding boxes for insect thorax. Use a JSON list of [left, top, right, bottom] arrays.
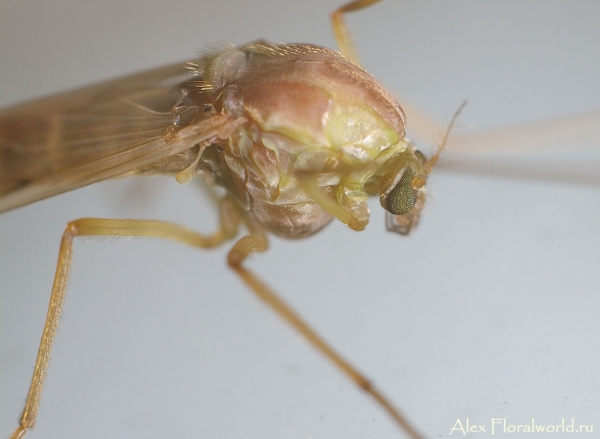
[[183, 43, 423, 238]]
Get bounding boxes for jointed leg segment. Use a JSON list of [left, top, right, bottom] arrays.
[[10, 199, 241, 439], [331, 0, 383, 64], [228, 234, 425, 439], [13, 206, 424, 439]]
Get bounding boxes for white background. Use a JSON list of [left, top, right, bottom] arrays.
[[1, 1, 599, 438]]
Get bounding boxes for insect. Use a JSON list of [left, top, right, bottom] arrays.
[[1, 1, 599, 439]]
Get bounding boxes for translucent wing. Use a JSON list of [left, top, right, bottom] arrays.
[[0, 61, 229, 213]]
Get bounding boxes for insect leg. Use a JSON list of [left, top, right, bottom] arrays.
[[331, 0, 383, 64], [227, 235, 425, 439], [401, 101, 600, 185], [9, 199, 241, 439], [330, 1, 464, 168], [298, 176, 367, 231], [331, 0, 596, 164]]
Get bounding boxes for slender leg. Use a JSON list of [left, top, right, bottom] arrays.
[[330, 0, 444, 149], [9, 198, 241, 439], [331, 0, 600, 177], [330, 0, 446, 149], [228, 234, 426, 439], [396, 98, 600, 155], [298, 177, 366, 231], [331, 0, 383, 64]]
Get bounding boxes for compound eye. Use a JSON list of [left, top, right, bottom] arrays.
[[385, 168, 417, 215]]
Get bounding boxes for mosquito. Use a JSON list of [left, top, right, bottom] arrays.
[[1, 1, 599, 439]]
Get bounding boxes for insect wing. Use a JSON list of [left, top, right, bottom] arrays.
[[0, 61, 212, 213]]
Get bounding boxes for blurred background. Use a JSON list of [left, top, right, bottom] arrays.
[[1, 1, 599, 438]]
